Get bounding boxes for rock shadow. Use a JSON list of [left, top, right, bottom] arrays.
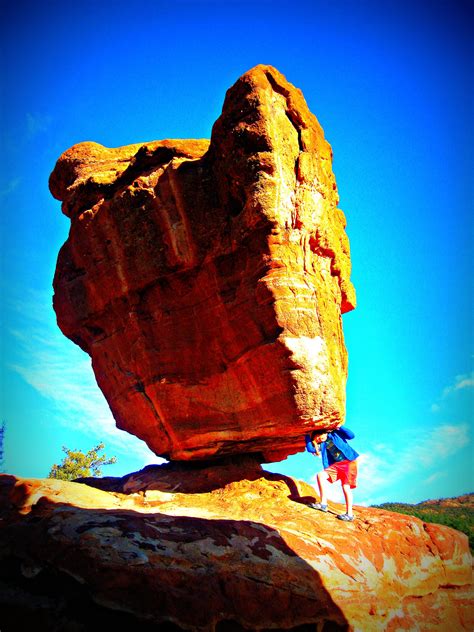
[[0, 494, 348, 631]]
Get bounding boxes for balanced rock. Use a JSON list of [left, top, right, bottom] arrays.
[[1, 469, 472, 631], [50, 65, 356, 462]]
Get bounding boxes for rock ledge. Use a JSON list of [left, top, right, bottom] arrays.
[[1, 466, 472, 631]]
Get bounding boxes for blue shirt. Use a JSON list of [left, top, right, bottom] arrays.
[[305, 427, 359, 468]]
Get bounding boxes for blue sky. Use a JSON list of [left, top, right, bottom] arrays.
[[1, 0, 472, 505]]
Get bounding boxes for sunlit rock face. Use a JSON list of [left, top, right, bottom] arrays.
[[50, 65, 356, 462], [1, 470, 472, 631]]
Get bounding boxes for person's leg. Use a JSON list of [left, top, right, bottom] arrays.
[[317, 470, 330, 505], [341, 483, 353, 516]]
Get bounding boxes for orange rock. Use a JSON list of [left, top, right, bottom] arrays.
[[1, 466, 472, 630], [51, 65, 356, 462]]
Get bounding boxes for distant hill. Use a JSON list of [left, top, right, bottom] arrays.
[[372, 494, 474, 551], [418, 493, 473, 509]]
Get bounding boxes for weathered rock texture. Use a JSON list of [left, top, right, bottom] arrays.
[[1, 467, 472, 631], [50, 65, 356, 462]]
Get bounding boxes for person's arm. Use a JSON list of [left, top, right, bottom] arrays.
[[305, 434, 319, 455], [335, 426, 355, 440]]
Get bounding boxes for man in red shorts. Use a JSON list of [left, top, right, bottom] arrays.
[[305, 426, 359, 521]]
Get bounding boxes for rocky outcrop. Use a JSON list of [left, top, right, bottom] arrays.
[[50, 65, 356, 462], [1, 467, 472, 631]]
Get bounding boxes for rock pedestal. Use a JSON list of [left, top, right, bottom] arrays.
[[1, 469, 472, 631], [50, 65, 356, 462]]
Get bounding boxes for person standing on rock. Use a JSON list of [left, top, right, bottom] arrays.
[[305, 427, 359, 521]]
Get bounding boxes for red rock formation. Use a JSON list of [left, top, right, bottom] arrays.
[[50, 65, 356, 462], [1, 467, 472, 631]]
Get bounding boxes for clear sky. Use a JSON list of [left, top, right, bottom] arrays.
[[1, 0, 472, 506]]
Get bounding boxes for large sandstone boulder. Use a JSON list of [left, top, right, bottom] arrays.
[[50, 65, 356, 462], [1, 468, 472, 631]]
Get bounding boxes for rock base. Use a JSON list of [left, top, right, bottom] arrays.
[[0, 465, 472, 631]]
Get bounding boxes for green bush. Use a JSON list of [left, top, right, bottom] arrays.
[[48, 443, 117, 481]]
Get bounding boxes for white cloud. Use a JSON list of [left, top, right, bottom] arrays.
[[424, 471, 447, 485], [26, 112, 52, 137], [319, 422, 471, 507], [456, 377, 474, 390], [414, 423, 470, 465], [432, 372, 474, 412], [442, 372, 474, 397], [6, 289, 157, 464], [354, 449, 400, 506], [0, 177, 21, 198]]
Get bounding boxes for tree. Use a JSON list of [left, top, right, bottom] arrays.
[[48, 442, 117, 481], [0, 420, 5, 473]]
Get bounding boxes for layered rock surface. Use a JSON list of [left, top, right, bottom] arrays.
[[1, 466, 472, 631], [50, 65, 356, 462]]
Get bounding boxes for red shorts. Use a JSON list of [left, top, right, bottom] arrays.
[[325, 459, 358, 488]]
